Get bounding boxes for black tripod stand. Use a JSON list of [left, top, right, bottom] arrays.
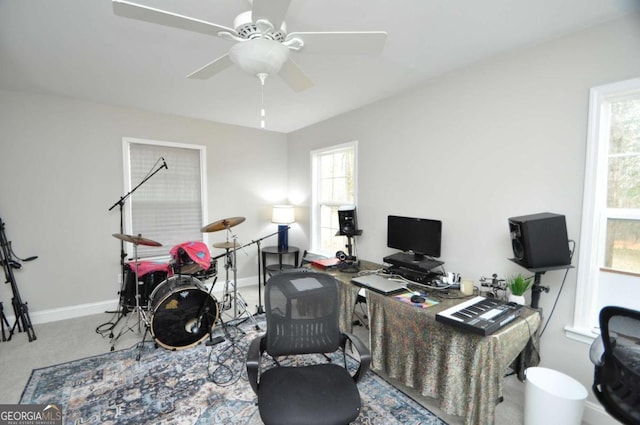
[[0, 216, 37, 342]]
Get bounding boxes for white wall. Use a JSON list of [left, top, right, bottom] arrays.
[[0, 90, 288, 321], [287, 13, 640, 424]]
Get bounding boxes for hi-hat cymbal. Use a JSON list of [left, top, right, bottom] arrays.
[[201, 217, 246, 233], [213, 241, 242, 249], [112, 233, 162, 247]]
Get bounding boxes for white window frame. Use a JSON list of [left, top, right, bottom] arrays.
[[568, 77, 640, 343], [310, 141, 358, 256], [122, 137, 208, 260]]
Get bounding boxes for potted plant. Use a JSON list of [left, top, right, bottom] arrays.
[[506, 273, 532, 305]]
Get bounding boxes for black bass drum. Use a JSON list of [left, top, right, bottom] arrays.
[[148, 275, 219, 350]]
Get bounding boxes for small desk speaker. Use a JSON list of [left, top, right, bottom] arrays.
[[338, 206, 358, 236], [508, 212, 571, 269]]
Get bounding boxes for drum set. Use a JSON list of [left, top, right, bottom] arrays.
[[108, 216, 260, 359]]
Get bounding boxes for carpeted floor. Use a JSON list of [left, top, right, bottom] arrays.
[[20, 316, 446, 425]]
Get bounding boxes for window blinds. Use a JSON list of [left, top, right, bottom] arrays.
[[128, 142, 203, 259]]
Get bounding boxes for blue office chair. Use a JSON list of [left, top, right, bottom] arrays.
[[589, 306, 640, 425], [246, 271, 371, 425]]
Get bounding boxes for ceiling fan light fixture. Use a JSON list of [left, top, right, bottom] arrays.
[[229, 38, 289, 75], [229, 38, 290, 77]]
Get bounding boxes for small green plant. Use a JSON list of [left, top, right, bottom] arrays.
[[506, 273, 532, 296]]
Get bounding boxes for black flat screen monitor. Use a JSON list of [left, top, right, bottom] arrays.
[[387, 215, 442, 259]]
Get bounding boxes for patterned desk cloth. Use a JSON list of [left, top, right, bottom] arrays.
[[327, 261, 541, 425]]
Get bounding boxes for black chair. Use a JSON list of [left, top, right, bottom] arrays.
[[246, 271, 371, 425], [589, 306, 640, 425]]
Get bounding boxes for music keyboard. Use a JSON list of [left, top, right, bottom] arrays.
[[436, 296, 525, 336]]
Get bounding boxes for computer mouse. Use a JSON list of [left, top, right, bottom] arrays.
[[410, 294, 425, 304]]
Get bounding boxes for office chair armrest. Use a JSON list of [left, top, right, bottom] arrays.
[[589, 335, 605, 367], [590, 332, 619, 367], [247, 335, 266, 394], [342, 332, 371, 383]]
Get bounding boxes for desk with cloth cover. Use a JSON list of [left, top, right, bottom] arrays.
[[323, 260, 541, 425]]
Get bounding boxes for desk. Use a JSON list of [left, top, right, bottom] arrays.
[[261, 246, 300, 284], [325, 261, 541, 425]]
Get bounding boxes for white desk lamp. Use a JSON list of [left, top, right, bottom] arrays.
[[272, 205, 295, 250]]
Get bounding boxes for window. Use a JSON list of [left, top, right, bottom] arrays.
[[571, 78, 640, 341], [603, 94, 640, 272], [310, 142, 357, 255], [123, 138, 207, 259]]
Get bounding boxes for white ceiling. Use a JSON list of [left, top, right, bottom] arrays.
[[1, 0, 638, 133]]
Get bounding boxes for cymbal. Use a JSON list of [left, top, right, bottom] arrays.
[[213, 241, 241, 249], [201, 217, 246, 233], [112, 233, 162, 247]]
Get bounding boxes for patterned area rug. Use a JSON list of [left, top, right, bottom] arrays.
[[20, 316, 446, 425]]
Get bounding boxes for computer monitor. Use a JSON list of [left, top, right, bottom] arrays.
[[387, 215, 442, 259]]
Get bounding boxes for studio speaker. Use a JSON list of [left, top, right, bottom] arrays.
[[508, 212, 571, 269], [338, 206, 358, 236]]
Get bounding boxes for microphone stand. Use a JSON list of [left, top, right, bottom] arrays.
[[250, 229, 284, 314], [107, 161, 167, 317], [208, 229, 282, 316], [192, 276, 225, 346]]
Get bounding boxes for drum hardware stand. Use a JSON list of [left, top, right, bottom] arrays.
[[0, 216, 37, 342], [108, 157, 167, 321], [135, 317, 155, 361], [219, 231, 260, 331], [109, 237, 151, 351], [131, 241, 147, 333]]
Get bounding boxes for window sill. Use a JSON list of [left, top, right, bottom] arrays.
[[564, 325, 598, 345], [600, 267, 640, 278]]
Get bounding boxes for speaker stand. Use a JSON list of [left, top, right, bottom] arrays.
[[530, 272, 550, 310], [508, 260, 574, 309], [336, 230, 362, 273]]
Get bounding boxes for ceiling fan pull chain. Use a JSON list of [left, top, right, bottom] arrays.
[[258, 73, 268, 129]]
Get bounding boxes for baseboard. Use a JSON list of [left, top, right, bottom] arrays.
[[26, 299, 120, 325], [7, 276, 259, 325], [582, 399, 618, 425]]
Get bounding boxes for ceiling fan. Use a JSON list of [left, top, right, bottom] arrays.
[[112, 0, 388, 92]]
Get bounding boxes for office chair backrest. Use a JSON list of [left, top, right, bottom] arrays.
[[594, 306, 640, 425], [265, 271, 341, 357]]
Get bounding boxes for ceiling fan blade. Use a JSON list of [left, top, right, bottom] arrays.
[[285, 31, 387, 55], [251, 0, 291, 30], [112, 0, 238, 38], [187, 54, 234, 80], [279, 58, 313, 92]]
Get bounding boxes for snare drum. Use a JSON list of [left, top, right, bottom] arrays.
[[170, 241, 212, 276], [148, 275, 219, 350], [191, 258, 217, 280]]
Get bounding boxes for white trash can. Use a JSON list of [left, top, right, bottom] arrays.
[[524, 367, 588, 425]]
